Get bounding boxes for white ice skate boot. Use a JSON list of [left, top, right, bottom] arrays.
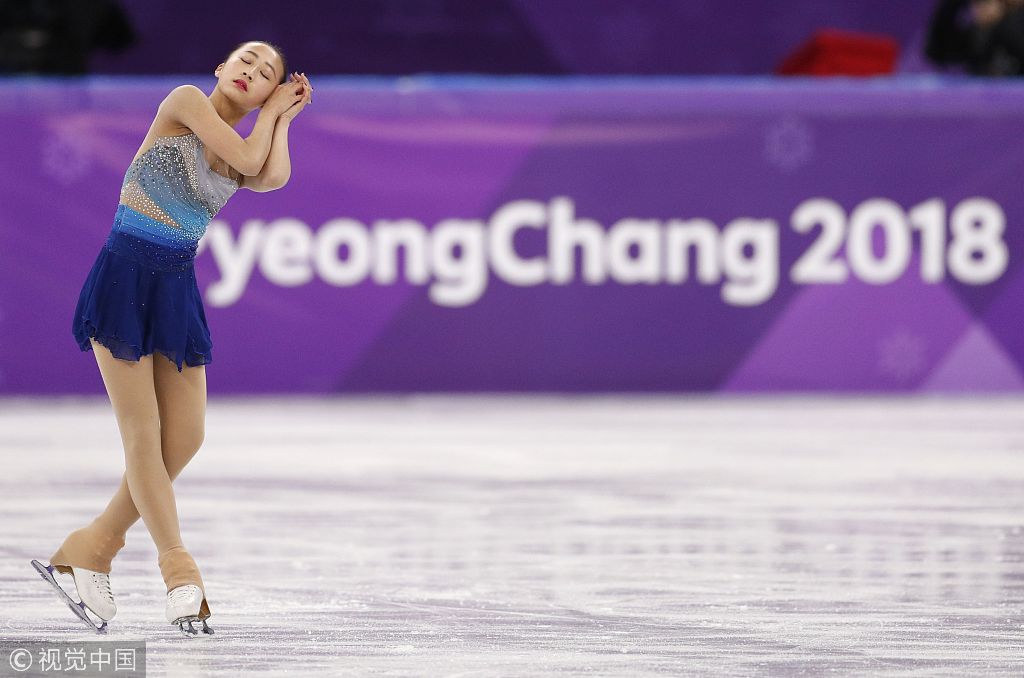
[[71, 567, 116, 621], [30, 560, 115, 632], [166, 584, 214, 636]]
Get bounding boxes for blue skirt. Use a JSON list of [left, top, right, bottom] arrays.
[[72, 205, 213, 372]]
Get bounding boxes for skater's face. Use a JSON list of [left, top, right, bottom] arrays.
[[214, 42, 284, 110]]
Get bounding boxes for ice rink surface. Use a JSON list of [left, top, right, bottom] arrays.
[[0, 395, 1022, 677]]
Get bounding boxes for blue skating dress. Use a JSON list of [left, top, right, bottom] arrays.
[[72, 132, 239, 372]]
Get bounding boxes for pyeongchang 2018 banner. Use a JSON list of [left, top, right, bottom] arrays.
[[1, 77, 1022, 393]]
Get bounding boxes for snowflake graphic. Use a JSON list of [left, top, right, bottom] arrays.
[[764, 116, 814, 172], [41, 130, 92, 184], [877, 328, 929, 383]]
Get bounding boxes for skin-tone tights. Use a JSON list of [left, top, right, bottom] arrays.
[[49, 339, 209, 609]]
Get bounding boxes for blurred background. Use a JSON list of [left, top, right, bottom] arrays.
[[1, 0, 1021, 394]]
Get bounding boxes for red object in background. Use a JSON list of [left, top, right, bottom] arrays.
[[777, 29, 898, 76]]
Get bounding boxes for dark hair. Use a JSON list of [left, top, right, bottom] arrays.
[[224, 40, 288, 84]]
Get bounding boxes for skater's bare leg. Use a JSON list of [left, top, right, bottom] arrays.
[[50, 340, 208, 617], [89, 350, 207, 539], [82, 340, 205, 597], [89, 340, 186, 555], [48, 338, 163, 573]]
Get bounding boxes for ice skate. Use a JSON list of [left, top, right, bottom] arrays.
[[32, 522, 125, 632], [30, 559, 113, 633], [166, 584, 214, 636], [159, 546, 213, 637]]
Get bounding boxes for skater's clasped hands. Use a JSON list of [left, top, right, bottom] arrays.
[[263, 72, 311, 119], [278, 72, 312, 121]]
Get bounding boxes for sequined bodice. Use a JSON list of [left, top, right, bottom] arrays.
[[117, 132, 239, 244]]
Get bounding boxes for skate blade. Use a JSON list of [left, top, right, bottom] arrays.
[[30, 559, 108, 633], [173, 615, 214, 637]]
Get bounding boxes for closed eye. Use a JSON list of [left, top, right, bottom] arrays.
[[240, 57, 271, 80]]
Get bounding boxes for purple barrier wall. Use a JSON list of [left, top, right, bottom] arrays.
[[1, 76, 1022, 393], [87, 0, 939, 76]]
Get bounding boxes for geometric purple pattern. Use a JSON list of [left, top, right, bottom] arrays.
[[1, 79, 1021, 393]]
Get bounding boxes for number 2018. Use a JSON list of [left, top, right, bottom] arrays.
[[790, 197, 1009, 285]]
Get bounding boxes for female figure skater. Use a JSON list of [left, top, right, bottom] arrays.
[[30, 40, 312, 636]]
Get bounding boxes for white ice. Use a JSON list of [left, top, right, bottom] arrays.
[[1, 395, 1022, 676]]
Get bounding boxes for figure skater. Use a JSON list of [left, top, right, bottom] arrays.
[[30, 40, 312, 636]]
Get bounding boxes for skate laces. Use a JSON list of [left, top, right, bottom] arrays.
[[90, 572, 113, 602], [168, 585, 200, 606]]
